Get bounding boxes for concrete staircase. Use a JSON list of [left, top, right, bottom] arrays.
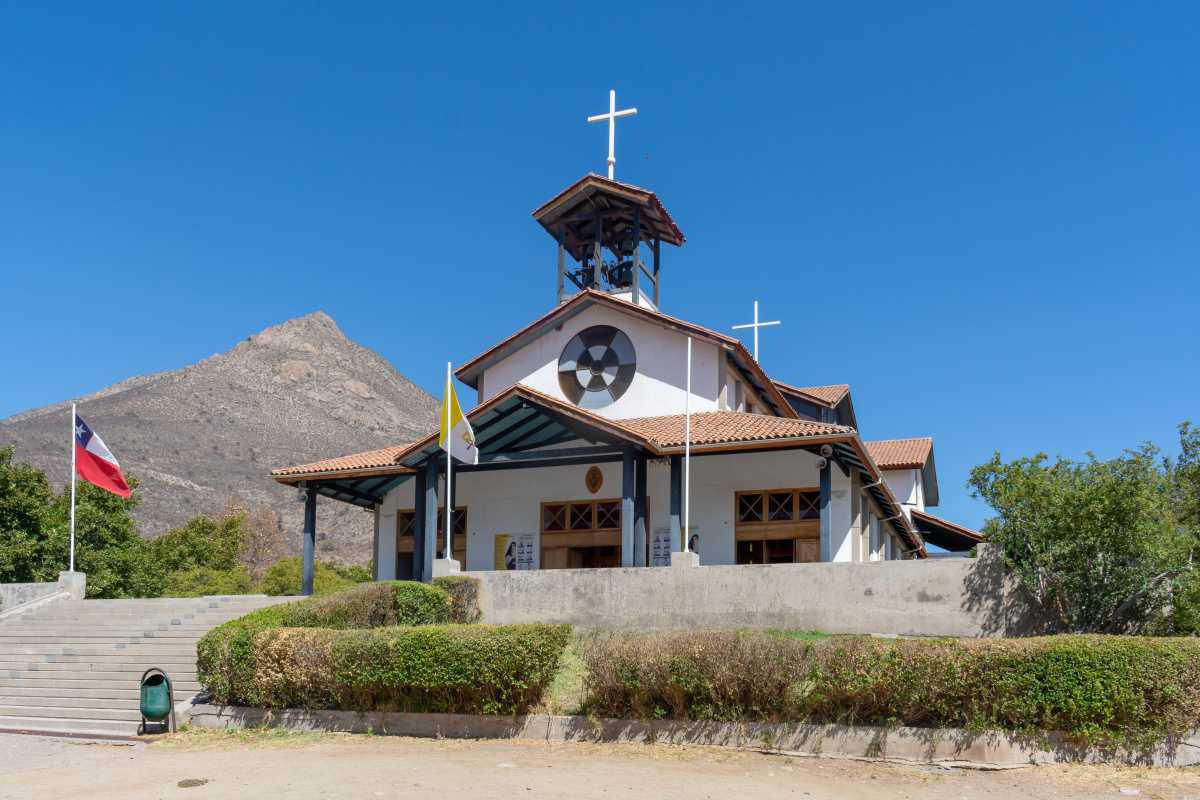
[[0, 595, 288, 738]]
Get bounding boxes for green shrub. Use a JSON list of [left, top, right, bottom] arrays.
[[279, 582, 450, 629], [163, 565, 253, 597], [201, 623, 569, 714], [433, 576, 481, 623], [578, 631, 1200, 747], [255, 557, 369, 596]]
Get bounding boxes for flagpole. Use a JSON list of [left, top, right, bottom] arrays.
[[69, 403, 77, 573], [444, 362, 452, 562], [683, 338, 691, 553]]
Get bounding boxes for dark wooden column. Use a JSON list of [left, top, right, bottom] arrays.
[[556, 230, 566, 303], [412, 466, 427, 582], [669, 455, 682, 554], [634, 452, 648, 566], [621, 449, 635, 567], [819, 459, 832, 563], [301, 487, 316, 595], [422, 458, 439, 581]]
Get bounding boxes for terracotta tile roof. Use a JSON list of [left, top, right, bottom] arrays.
[[620, 412, 852, 449], [531, 173, 685, 249], [773, 382, 850, 407], [272, 444, 416, 479], [865, 437, 933, 470]]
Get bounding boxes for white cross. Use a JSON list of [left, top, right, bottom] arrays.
[[732, 300, 781, 363], [587, 89, 637, 180]]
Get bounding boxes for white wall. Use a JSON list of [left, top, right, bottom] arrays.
[[882, 469, 924, 514], [478, 304, 722, 420], [375, 448, 866, 575]]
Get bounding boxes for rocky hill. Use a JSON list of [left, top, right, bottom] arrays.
[[0, 312, 438, 564]]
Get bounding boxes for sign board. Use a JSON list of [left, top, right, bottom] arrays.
[[493, 533, 537, 571]]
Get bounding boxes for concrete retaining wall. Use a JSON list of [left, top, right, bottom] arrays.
[[0, 571, 86, 615], [188, 705, 1200, 768], [468, 544, 1039, 637]]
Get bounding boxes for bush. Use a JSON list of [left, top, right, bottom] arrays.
[[206, 624, 570, 714], [255, 557, 370, 596], [279, 582, 450, 629], [164, 565, 253, 597], [578, 631, 1200, 747], [433, 576, 481, 624]]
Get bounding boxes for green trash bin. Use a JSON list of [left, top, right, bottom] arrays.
[[139, 668, 175, 734]]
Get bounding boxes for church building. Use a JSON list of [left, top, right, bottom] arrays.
[[272, 171, 982, 585]]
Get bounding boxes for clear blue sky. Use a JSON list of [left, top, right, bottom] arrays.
[[2, 3, 1196, 531]]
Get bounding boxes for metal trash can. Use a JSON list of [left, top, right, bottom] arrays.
[[139, 668, 175, 734]]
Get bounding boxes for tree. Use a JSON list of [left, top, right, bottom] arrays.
[[44, 476, 159, 599], [969, 425, 1198, 634], [255, 556, 369, 596], [0, 447, 55, 583], [233, 499, 286, 580], [149, 507, 246, 574]]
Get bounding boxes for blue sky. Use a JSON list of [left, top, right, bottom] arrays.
[[1, 3, 1196, 531]]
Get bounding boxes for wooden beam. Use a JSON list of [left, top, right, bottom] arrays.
[[652, 238, 661, 306]]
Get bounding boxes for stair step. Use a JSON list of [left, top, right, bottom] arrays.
[[0, 695, 139, 710], [0, 645, 197, 656], [0, 685, 149, 700], [0, 704, 143, 721], [0, 715, 144, 737], [0, 668, 199, 680]]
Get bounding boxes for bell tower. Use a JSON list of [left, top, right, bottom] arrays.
[[531, 173, 685, 310]]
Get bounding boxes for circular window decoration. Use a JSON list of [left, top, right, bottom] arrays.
[[558, 325, 637, 409]]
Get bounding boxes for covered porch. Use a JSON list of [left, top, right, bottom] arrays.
[[271, 385, 927, 592]]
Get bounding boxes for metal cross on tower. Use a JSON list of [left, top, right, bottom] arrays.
[[732, 300, 781, 363], [587, 89, 638, 180]]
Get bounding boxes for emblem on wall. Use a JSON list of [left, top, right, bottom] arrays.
[[557, 325, 637, 408], [585, 465, 604, 494]]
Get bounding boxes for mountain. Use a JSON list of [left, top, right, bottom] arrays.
[[0, 312, 439, 563]]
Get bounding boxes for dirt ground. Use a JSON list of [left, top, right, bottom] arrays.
[[2, 729, 1200, 800]]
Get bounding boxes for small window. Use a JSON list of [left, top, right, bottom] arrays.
[[737, 493, 763, 523], [797, 491, 820, 520], [397, 511, 415, 537], [543, 503, 566, 532], [595, 501, 621, 530], [569, 503, 593, 531], [767, 491, 794, 522]]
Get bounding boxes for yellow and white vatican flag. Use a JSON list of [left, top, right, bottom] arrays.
[[439, 363, 478, 465]]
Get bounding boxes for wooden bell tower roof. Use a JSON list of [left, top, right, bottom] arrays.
[[532, 173, 685, 261]]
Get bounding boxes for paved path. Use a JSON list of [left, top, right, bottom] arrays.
[[3, 731, 1199, 799]]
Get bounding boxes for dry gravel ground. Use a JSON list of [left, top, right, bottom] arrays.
[[2, 729, 1200, 800]]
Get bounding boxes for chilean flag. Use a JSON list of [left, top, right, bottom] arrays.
[[74, 414, 131, 499]]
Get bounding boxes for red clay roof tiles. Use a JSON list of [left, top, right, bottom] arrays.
[[865, 437, 933, 470]]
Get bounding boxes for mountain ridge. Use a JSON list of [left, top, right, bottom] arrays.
[[0, 311, 438, 563]]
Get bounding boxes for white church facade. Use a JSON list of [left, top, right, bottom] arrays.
[[273, 173, 981, 584]]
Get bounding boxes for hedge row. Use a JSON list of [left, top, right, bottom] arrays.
[[202, 624, 570, 713], [579, 631, 1200, 747], [198, 579, 570, 715]]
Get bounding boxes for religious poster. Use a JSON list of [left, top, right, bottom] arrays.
[[651, 526, 672, 567], [493, 533, 536, 571]]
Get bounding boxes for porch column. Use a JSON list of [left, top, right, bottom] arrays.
[[819, 459, 832, 562], [634, 452, 648, 566], [621, 449, 635, 567], [301, 487, 316, 595], [421, 458, 439, 582], [669, 455, 682, 553], [412, 466, 427, 582]]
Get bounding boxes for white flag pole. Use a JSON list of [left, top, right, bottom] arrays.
[[444, 362, 453, 562], [683, 338, 692, 553], [69, 403, 77, 573]]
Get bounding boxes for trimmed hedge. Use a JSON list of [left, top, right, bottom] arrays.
[[205, 624, 569, 713], [281, 581, 451, 629], [198, 579, 569, 714], [579, 631, 1200, 747]]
